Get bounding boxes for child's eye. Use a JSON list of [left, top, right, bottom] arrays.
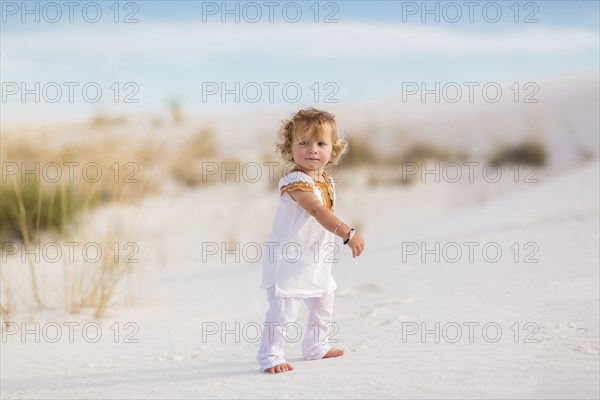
[[319, 142, 327, 146]]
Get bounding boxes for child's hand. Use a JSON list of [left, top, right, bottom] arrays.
[[347, 231, 365, 258]]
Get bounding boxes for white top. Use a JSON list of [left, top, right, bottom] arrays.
[[261, 169, 337, 298]]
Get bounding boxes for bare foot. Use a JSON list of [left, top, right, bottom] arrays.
[[322, 348, 344, 358], [264, 362, 294, 374]]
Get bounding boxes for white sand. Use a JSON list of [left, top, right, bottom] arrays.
[[1, 158, 598, 399]]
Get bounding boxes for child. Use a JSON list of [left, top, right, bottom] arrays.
[[257, 107, 365, 374]]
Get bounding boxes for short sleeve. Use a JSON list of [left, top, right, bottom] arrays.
[[279, 171, 314, 197], [280, 181, 313, 197]]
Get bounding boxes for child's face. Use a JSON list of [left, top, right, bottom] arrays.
[[291, 124, 333, 172]]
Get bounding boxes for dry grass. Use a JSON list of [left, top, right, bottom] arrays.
[[337, 134, 378, 168], [362, 139, 462, 186], [90, 114, 128, 128], [1, 173, 145, 320], [0, 271, 15, 322], [62, 195, 143, 319], [168, 127, 221, 187], [0, 130, 152, 320], [489, 140, 547, 166], [169, 101, 184, 125], [0, 120, 259, 319]]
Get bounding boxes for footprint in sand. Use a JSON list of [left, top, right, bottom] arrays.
[[346, 333, 381, 352], [374, 297, 415, 306], [144, 347, 204, 362], [373, 315, 413, 326], [351, 296, 416, 320], [570, 345, 600, 355], [336, 283, 385, 298], [356, 308, 378, 318]]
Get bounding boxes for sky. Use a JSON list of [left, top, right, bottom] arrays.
[[1, 0, 599, 123]]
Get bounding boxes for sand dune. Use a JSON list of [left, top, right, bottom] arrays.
[[2, 156, 597, 398]]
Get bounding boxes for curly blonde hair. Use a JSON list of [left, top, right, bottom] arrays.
[[275, 107, 348, 166]]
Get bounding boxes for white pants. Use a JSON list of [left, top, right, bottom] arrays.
[[256, 285, 335, 371]]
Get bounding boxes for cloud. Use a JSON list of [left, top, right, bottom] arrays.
[[2, 21, 598, 72]]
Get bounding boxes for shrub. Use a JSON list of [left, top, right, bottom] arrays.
[[337, 135, 378, 168], [489, 141, 547, 166], [0, 178, 88, 244], [169, 128, 220, 187]]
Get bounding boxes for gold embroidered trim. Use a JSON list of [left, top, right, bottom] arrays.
[[280, 181, 313, 196], [285, 168, 335, 213], [315, 172, 335, 213], [324, 172, 335, 213]]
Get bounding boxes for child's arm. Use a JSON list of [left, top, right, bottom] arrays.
[[287, 190, 365, 258]]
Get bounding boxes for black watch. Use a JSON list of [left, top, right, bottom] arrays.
[[343, 228, 355, 245]]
